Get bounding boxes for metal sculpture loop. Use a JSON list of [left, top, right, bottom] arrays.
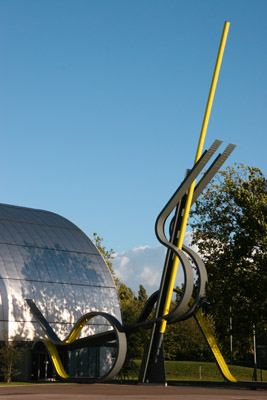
[[25, 22, 240, 384], [26, 140, 237, 383], [26, 299, 127, 382]]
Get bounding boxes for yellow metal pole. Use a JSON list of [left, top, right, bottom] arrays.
[[159, 21, 230, 333]]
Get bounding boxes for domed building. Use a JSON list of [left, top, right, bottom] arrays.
[[0, 203, 121, 381]]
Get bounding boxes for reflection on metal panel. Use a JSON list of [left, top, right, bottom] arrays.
[[75, 231, 99, 254], [82, 286, 96, 313], [2, 221, 24, 245], [9, 279, 24, 321], [31, 281, 48, 318], [50, 250, 71, 283], [73, 286, 86, 317], [59, 228, 84, 252], [8, 245, 29, 280], [0, 222, 15, 244], [24, 223, 46, 248], [58, 252, 81, 284], [19, 247, 41, 281], [42, 250, 61, 283], [78, 254, 99, 286], [61, 284, 78, 323], [71, 253, 88, 284], [29, 248, 51, 282], [40, 225, 64, 250], [0, 203, 121, 341], [0, 244, 18, 279], [42, 283, 57, 321], [0, 279, 9, 321], [12, 222, 35, 246], [50, 283, 68, 323], [0, 251, 8, 279]]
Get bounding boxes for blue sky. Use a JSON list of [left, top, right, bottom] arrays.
[[1, 1, 266, 288]]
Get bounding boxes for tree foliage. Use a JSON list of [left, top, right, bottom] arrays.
[[190, 164, 267, 360], [92, 233, 119, 286], [117, 283, 147, 360], [0, 331, 22, 383], [164, 311, 217, 361], [92, 233, 220, 362]]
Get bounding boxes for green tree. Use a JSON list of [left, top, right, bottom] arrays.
[[190, 164, 267, 360], [164, 312, 217, 361], [138, 285, 148, 304], [92, 233, 119, 287], [0, 331, 22, 383], [117, 283, 145, 360]]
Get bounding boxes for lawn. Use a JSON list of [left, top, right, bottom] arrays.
[[129, 360, 267, 382]]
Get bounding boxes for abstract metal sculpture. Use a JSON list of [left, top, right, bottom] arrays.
[[26, 21, 238, 383]]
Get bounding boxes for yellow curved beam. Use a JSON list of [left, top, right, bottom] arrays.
[[39, 311, 127, 381], [173, 291, 237, 383], [42, 314, 97, 379], [64, 316, 90, 344], [44, 339, 69, 379], [194, 310, 237, 383], [160, 21, 230, 333]]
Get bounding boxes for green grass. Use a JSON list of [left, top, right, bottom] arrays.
[[132, 360, 267, 382], [2, 361, 266, 385]]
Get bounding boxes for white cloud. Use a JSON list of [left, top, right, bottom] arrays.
[[113, 245, 165, 295], [112, 231, 198, 296]]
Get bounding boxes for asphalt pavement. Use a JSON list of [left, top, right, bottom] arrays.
[[0, 383, 267, 400]]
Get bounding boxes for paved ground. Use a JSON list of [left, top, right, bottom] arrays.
[[0, 383, 266, 400]]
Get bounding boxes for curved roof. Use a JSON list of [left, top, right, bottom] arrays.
[[0, 203, 120, 340]]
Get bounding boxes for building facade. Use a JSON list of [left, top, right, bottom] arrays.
[[0, 203, 121, 381]]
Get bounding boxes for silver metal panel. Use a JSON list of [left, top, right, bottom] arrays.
[[74, 231, 99, 254], [41, 283, 57, 322], [94, 257, 107, 286], [82, 286, 96, 313], [57, 251, 81, 285], [49, 283, 67, 323], [1, 221, 25, 245], [0, 226, 8, 245], [7, 245, 28, 280], [50, 226, 74, 251], [33, 210, 76, 229], [29, 248, 51, 282], [19, 247, 41, 281], [49, 250, 71, 284], [42, 249, 61, 283], [0, 294, 4, 321], [0, 279, 9, 321], [18, 222, 39, 247], [0, 222, 16, 245], [11, 222, 35, 247], [61, 284, 79, 322], [40, 225, 64, 250], [31, 281, 48, 318], [71, 253, 89, 285], [0, 203, 121, 342], [20, 280, 35, 320], [15, 208, 45, 225], [73, 285, 86, 317], [23, 223, 47, 248], [0, 252, 8, 279], [0, 282, 5, 321], [78, 254, 100, 286], [59, 228, 84, 253], [0, 244, 18, 279], [95, 256, 114, 287], [31, 225, 54, 249], [0, 205, 22, 221], [8, 279, 24, 321]]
